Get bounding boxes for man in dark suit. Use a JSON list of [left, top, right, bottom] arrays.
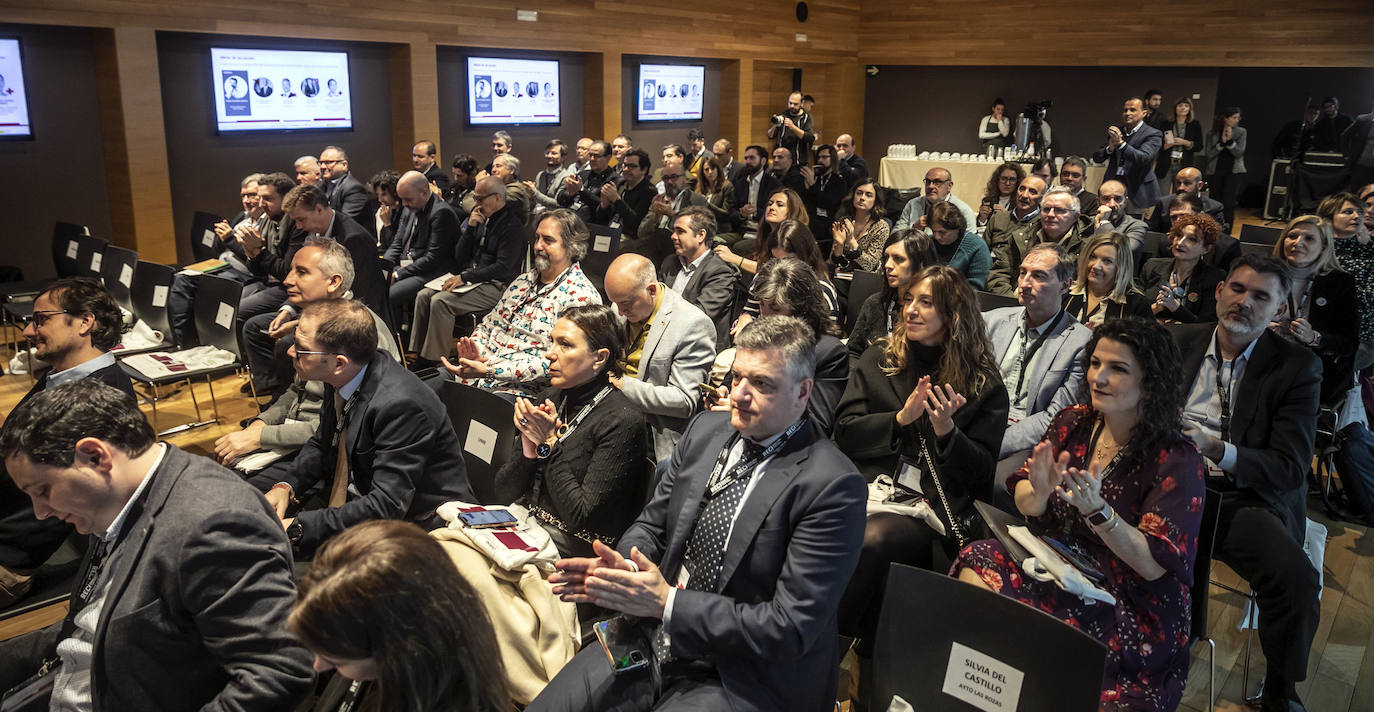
[[283, 183, 389, 324], [267, 300, 473, 556], [835, 133, 869, 187], [728, 145, 783, 236], [385, 170, 460, 332], [528, 315, 866, 712], [1092, 97, 1163, 217], [1172, 254, 1321, 712], [625, 161, 709, 266], [0, 278, 134, 607], [1147, 167, 1231, 234], [319, 145, 371, 232], [0, 380, 314, 710], [713, 138, 747, 186], [600, 148, 656, 237], [661, 206, 737, 344], [411, 139, 452, 194]]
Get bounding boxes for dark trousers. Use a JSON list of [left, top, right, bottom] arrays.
[[526, 634, 730, 712], [388, 274, 431, 339], [236, 284, 288, 334], [168, 268, 260, 348], [1213, 505, 1321, 708], [838, 512, 947, 658], [1207, 172, 1244, 229]]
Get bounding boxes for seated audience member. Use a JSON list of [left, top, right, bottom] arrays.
[[487, 130, 514, 172], [0, 278, 132, 606], [1140, 213, 1226, 324], [524, 139, 575, 214], [847, 229, 939, 365], [1270, 215, 1359, 404], [1091, 179, 1148, 251], [726, 145, 783, 238], [289, 520, 509, 712], [1153, 190, 1241, 269], [318, 145, 371, 233], [368, 169, 401, 248], [602, 147, 656, 236], [1029, 156, 1058, 191], [744, 219, 838, 319], [654, 143, 687, 190], [558, 140, 617, 225], [804, 144, 848, 244], [1092, 97, 1164, 216], [1147, 167, 1231, 235], [626, 159, 707, 266], [928, 200, 991, 290], [527, 316, 867, 712], [956, 319, 1204, 712], [1321, 192, 1374, 345], [385, 170, 461, 332], [696, 156, 737, 231], [267, 300, 473, 557], [976, 162, 1025, 233], [168, 173, 267, 347], [295, 154, 324, 189], [894, 167, 977, 232], [489, 153, 531, 226], [445, 153, 479, 221], [410, 175, 527, 369], [830, 177, 890, 273], [494, 304, 651, 556], [770, 146, 806, 196], [0, 380, 314, 709], [410, 139, 451, 193], [716, 187, 809, 275], [604, 255, 715, 461], [661, 206, 737, 343], [440, 209, 602, 397], [712, 257, 849, 435], [1065, 232, 1153, 327], [243, 235, 400, 394], [987, 184, 1091, 295], [1058, 156, 1099, 217], [1173, 254, 1321, 712], [610, 135, 632, 166], [833, 265, 1008, 705], [835, 133, 869, 188], [983, 244, 1091, 460], [713, 138, 746, 185], [686, 128, 710, 186]]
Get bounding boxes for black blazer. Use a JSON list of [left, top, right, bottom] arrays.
[[385, 194, 460, 281], [248, 215, 309, 283], [1063, 289, 1154, 326], [1138, 257, 1224, 323], [729, 172, 783, 233], [1092, 122, 1163, 209], [453, 204, 526, 286], [327, 212, 389, 321], [660, 251, 737, 345], [423, 162, 451, 194], [1293, 269, 1360, 403], [327, 172, 371, 230], [283, 351, 474, 554], [1154, 119, 1204, 179], [0, 446, 314, 710]]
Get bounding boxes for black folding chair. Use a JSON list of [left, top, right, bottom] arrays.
[[113, 260, 175, 358], [844, 269, 885, 337], [436, 379, 518, 505], [188, 210, 227, 262], [582, 224, 623, 300], [1238, 224, 1282, 246], [1190, 489, 1223, 712], [98, 244, 139, 312], [975, 290, 1020, 312]]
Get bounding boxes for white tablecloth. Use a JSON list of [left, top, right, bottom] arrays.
[[879, 157, 1107, 210]]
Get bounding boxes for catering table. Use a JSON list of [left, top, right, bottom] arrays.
[[879, 156, 1107, 210]]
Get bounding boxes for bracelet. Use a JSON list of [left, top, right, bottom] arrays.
[[270, 483, 299, 505]]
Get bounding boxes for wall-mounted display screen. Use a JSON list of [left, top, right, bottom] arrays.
[[0, 38, 33, 139], [636, 64, 704, 122], [466, 56, 561, 125], [210, 47, 352, 133]]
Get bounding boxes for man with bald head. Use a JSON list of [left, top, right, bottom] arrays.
[[603, 253, 716, 460], [411, 140, 451, 193], [893, 166, 977, 232], [1148, 167, 1230, 233], [574, 137, 594, 172], [318, 145, 371, 232], [1091, 179, 1147, 251], [834, 133, 869, 187], [385, 170, 461, 332], [409, 175, 527, 368]]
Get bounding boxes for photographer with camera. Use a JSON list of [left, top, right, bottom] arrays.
[[767, 90, 816, 164]]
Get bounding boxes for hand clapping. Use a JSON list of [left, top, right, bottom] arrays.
[[513, 397, 560, 458]]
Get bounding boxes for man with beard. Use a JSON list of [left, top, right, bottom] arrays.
[[1090, 179, 1147, 251], [525, 139, 575, 214], [893, 166, 977, 232], [559, 140, 618, 225], [625, 160, 708, 266], [766, 90, 816, 164]]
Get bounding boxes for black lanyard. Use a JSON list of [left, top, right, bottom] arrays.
[[706, 419, 805, 497], [555, 385, 614, 443], [60, 479, 154, 639], [512, 269, 567, 315], [1015, 310, 1066, 396], [1213, 339, 1238, 439]]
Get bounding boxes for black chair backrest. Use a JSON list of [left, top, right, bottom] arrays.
[[98, 245, 139, 311], [191, 274, 243, 360], [1135, 231, 1166, 277], [1239, 224, 1282, 246], [51, 222, 88, 276], [1239, 242, 1272, 259], [582, 224, 622, 299], [73, 235, 108, 280], [1191, 488, 1223, 643], [437, 379, 517, 505], [873, 564, 1106, 712], [976, 290, 1019, 312], [845, 270, 886, 337], [883, 186, 922, 218], [129, 260, 175, 339], [189, 211, 227, 262]]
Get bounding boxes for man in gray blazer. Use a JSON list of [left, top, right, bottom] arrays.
[[605, 254, 716, 461], [0, 380, 313, 710], [983, 243, 1091, 471]]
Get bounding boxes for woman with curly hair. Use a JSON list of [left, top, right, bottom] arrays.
[[976, 162, 1025, 232], [1138, 213, 1226, 323], [954, 318, 1204, 712], [833, 266, 1008, 708]]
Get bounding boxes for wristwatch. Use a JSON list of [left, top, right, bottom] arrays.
[[535, 442, 553, 459], [286, 521, 304, 545], [1086, 504, 1114, 527]]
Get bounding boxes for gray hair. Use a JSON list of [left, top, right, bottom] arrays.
[[1022, 242, 1075, 285], [494, 153, 520, 178], [295, 155, 319, 170], [538, 208, 590, 261], [675, 205, 717, 241], [241, 173, 265, 189], [734, 315, 817, 383], [1041, 185, 1080, 214], [493, 130, 513, 147], [303, 236, 355, 294]]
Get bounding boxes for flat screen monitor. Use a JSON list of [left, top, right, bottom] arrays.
[[636, 64, 704, 122], [210, 47, 352, 133], [466, 56, 561, 125], [0, 38, 33, 139]]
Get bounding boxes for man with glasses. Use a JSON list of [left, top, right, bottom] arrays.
[[1057, 156, 1098, 217], [894, 167, 978, 233], [625, 160, 708, 266], [318, 145, 371, 235], [560, 139, 619, 224], [1091, 179, 1147, 251], [988, 184, 1092, 296], [0, 278, 133, 607], [409, 176, 528, 369], [1148, 167, 1230, 234]]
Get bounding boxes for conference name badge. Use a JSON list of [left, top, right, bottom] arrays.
[[1316, 297, 1327, 307], [1187, 292, 1198, 303]]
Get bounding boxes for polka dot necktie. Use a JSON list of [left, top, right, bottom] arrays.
[[682, 439, 766, 593]]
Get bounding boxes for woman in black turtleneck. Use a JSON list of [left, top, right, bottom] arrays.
[[493, 304, 650, 558], [832, 265, 1008, 712]]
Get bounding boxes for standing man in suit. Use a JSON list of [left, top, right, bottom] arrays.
[[528, 315, 867, 712], [626, 161, 709, 266], [729, 145, 783, 237], [982, 244, 1091, 469], [1172, 254, 1321, 712], [661, 206, 737, 344], [318, 145, 371, 231], [1092, 97, 1163, 217], [385, 170, 460, 333], [282, 183, 389, 325], [266, 300, 473, 556], [0, 278, 133, 607], [0, 380, 314, 709], [411, 139, 451, 194], [604, 254, 716, 460]]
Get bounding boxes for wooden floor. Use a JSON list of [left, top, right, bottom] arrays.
[[1, 207, 1366, 710]]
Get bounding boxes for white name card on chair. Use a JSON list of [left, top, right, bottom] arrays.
[[593, 235, 612, 252], [91, 253, 102, 273], [464, 419, 498, 464], [215, 302, 234, 330], [203, 229, 217, 247], [152, 285, 169, 308], [940, 641, 1024, 712], [66, 240, 79, 259], [119, 264, 133, 288]]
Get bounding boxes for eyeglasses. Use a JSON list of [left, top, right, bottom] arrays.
[[474, 192, 497, 202], [1041, 206, 1073, 215], [21, 310, 74, 328], [923, 178, 950, 186], [292, 347, 340, 359], [318, 159, 341, 166]]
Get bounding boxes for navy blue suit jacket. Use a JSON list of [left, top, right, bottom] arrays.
[[1093, 122, 1164, 209], [386, 194, 460, 281]]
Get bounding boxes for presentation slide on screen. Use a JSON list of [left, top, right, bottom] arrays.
[[637, 64, 704, 122], [210, 47, 352, 132], [467, 57, 560, 125], [0, 39, 32, 138]]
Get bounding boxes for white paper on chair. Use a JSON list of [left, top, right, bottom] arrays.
[[234, 448, 294, 473], [152, 285, 169, 308], [939, 641, 1025, 712], [202, 229, 217, 248], [66, 240, 79, 259], [464, 420, 498, 464], [90, 253, 102, 273], [215, 302, 234, 330], [118, 264, 133, 288], [593, 235, 612, 252]]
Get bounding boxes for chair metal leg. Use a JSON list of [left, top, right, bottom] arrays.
[[154, 377, 217, 437], [205, 374, 221, 424]]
